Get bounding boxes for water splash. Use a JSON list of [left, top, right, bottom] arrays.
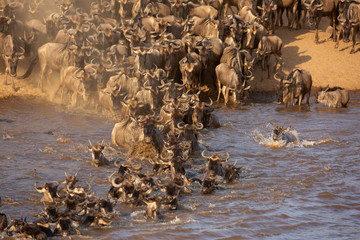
[[252, 129, 332, 148]]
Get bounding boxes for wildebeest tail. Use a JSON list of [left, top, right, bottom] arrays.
[[17, 55, 39, 79]]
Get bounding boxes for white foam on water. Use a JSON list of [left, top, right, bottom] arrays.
[[252, 129, 334, 148]]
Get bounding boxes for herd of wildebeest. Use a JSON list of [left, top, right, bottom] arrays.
[[0, 0, 355, 238]]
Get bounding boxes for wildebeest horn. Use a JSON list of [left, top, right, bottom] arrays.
[[201, 150, 211, 159], [88, 139, 92, 147], [273, 71, 282, 81], [143, 80, 152, 91], [73, 68, 83, 79], [204, 98, 213, 107], [245, 70, 253, 80], [155, 115, 163, 123], [16, 47, 25, 56], [177, 122, 186, 130], [160, 150, 174, 161], [108, 171, 116, 183], [111, 176, 122, 188], [131, 163, 142, 171], [86, 182, 92, 193], [223, 152, 230, 163], [233, 159, 238, 167], [315, 2, 323, 9], [195, 122, 204, 130]]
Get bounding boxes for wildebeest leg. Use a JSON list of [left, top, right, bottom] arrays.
[[223, 1, 229, 19], [298, 94, 303, 106], [350, 26, 357, 54], [261, 58, 265, 81], [266, 55, 271, 79], [274, 54, 283, 73], [60, 85, 66, 105], [232, 91, 237, 104], [286, 8, 291, 28], [291, 2, 299, 29], [71, 92, 78, 107], [335, 26, 343, 49], [330, 13, 336, 41], [222, 86, 229, 104], [216, 80, 222, 102], [10, 76, 15, 91], [39, 64, 47, 91], [280, 9, 284, 26], [315, 17, 321, 43]]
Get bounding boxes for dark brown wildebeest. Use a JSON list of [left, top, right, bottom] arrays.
[[257, 0, 278, 33], [274, 69, 312, 106], [303, 0, 339, 43], [274, 0, 300, 29], [336, 1, 360, 53]]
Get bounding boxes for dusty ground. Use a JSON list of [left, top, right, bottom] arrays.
[[1, 20, 359, 100]]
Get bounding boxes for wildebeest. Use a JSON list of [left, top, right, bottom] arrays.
[[272, 124, 299, 144], [215, 63, 251, 105], [34, 42, 78, 91], [88, 139, 110, 167], [336, 1, 360, 53], [0, 212, 8, 232], [315, 86, 350, 107], [274, 69, 312, 106], [34, 182, 59, 203], [275, 0, 300, 29], [0, 33, 24, 88], [56, 66, 89, 106], [257, 0, 277, 33], [303, 0, 339, 43], [256, 35, 283, 81], [111, 114, 164, 151], [179, 52, 202, 90]]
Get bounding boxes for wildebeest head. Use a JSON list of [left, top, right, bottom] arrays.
[[64, 172, 78, 189], [144, 196, 162, 220], [272, 125, 291, 141], [0, 212, 8, 232], [337, 15, 351, 43], [7, 218, 25, 233], [20, 222, 47, 240], [245, 24, 257, 49], [55, 216, 78, 237], [34, 182, 59, 203], [303, 0, 324, 26], [202, 176, 217, 194], [224, 160, 240, 183], [257, 0, 277, 32], [88, 139, 105, 167], [2, 34, 25, 77], [274, 70, 296, 106], [202, 150, 229, 177]]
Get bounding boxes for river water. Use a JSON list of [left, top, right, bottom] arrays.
[[0, 93, 359, 239]]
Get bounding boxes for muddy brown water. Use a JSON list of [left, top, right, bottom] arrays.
[[1, 93, 360, 239]]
